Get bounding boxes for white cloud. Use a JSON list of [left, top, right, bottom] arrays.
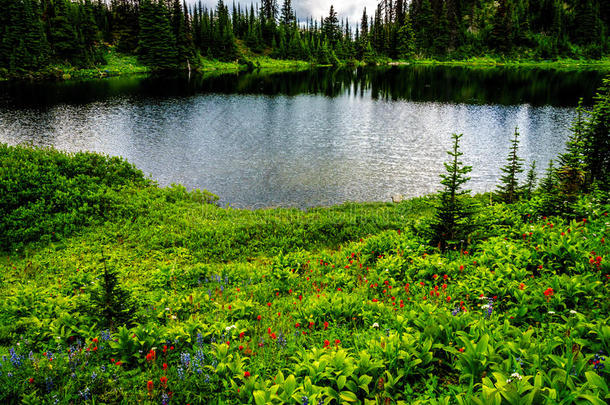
[[184, 0, 379, 26]]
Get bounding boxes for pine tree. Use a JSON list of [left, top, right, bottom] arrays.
[[414, 0, 434, 55], [540, 159, 556, 193], [49, 0, 81, 63], [323, 5, 340, 45], [80, 0, 104, 65], [138, 0, 178, 70], [538, 159, 560, 215], [496, 128, 524, 204], [110, 0, 139, 53], [396, 13, 415, 59], [360, 7, 369, 37], [280, 0, 294, 26], [557, 100, 587, 198], [431, 133, 477, 251], [171, 0, 195, 68], [489, 0, 513, 54], [261, 0, 278, 44], [213, 0, 237, 61], [89, 250, 135, 329], [575, 0, 600, 47], [434, 1, 450, 56], [522, 161, 537, 200], [582, 77, 610, 190], [363, 40, 376, 64]]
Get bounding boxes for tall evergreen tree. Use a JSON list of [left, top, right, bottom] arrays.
[[489, 0, 513, 53], [171, 0, 195, 67], [431, 133, 477, 251], [557, 101, 587, 198], [138, 0, 178, 70], [48, 0, 81, 63], [396, 13, 415, 59], [414, 0, 435, 54], [496, 128, 525, 204], [434, 1, 451, 56], [522, 161, 537, 200], [582, 77, 610, 190], [280, 0, 294, 26], [110, 0, 139, 53], [537, 159, 560, 215], [323, 5, 340, 45]]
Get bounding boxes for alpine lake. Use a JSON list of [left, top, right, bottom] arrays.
[[0, 65, 606, 208]]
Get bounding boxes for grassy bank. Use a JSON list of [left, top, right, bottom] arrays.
[[4, 50, 610, 83], [0, 144, 608, 403], [399, 56, 610, 71], [0, 48, 314, 82]]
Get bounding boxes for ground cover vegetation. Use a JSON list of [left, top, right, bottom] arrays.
[[1, 0, 609, 79], [0, 68, 609, 403]]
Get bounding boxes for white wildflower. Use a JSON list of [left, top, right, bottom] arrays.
[[569, 310, 577, 314], [548, 311, 555, 314], [225, 325, 236, 331], [510, 372, 523, 380]]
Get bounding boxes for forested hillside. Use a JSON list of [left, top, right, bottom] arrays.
[[0, 0, 609, 75]]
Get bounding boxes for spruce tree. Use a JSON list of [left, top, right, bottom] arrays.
[[80, 0, 104, 65], [433, 1, 450, 56], [522, 161, 537, 200], [431, 133, 477, 252], [575, 0, 600, 47], [396, 13, 415, 59], [582, 77, 610, 190], [496, 128, 524, 204], [110, 0, 139, 53], [138, 0, 178, 70], [171, 0, 195, 68], [89, 251, 135, 329], [214, 0, 238, 61], [537, 159, 561, 215], [280, 0, 294, 26], [414, 0, 434, 55], [323, 5, 340, 45], [49, 0, 81, 63], [540, 160, 556, 193], [557, 100, 587, 198], [489, 0, 513, 54]]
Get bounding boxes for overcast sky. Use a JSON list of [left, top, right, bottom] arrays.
[[185, 0, 381, 26]]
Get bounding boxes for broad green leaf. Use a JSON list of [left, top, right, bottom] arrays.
[[284, 374, 297, 396], [339, 391, 358, 402], [337, 375, 346, 390], [585, 371, 608, 394], [253, 390, 267, 405]]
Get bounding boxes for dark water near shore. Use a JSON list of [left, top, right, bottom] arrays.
[[0, 66, 605, 208]]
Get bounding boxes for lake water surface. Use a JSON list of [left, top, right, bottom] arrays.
[[0, 66, 605, 208]]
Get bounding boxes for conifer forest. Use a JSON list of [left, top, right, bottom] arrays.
[[1, 0, 609, 74]]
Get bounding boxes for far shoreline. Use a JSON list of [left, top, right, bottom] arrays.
[[2, 52, 609, 83]]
